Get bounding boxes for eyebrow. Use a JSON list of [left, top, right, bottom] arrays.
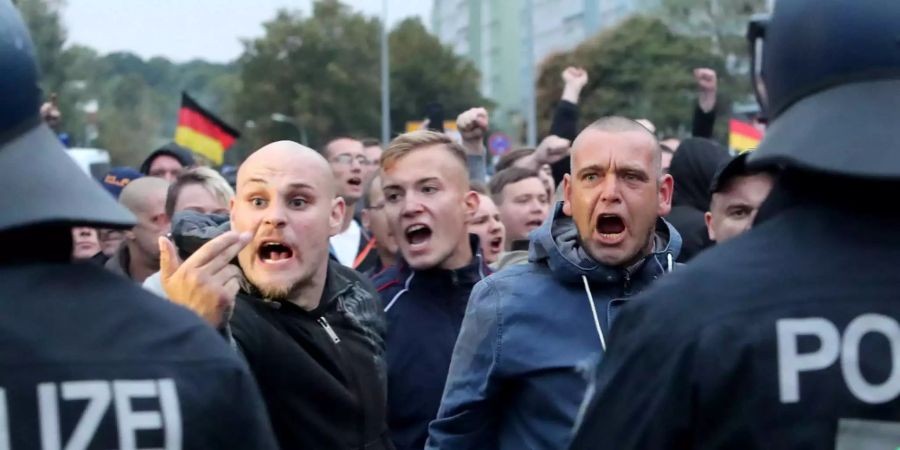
[[576, 164, 606, 178]]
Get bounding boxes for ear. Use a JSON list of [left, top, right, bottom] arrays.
[[229, 197, 235, 223], [361, 209, 372, 230], [329, 197, 346, 237], [657, 173, 674, 217], [463, 190, 480, 220], [125, 229, 136, 241], [562, 173, 573, 217], [704, 211, 716, 242]]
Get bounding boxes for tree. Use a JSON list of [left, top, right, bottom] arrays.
[[235, 1, 382, 152], [536, 16, 728, 139], [388, 18, 489, 137], [16, 0, 68, 93], [642, 0, 766, 59], [235, 0, 488, 154]]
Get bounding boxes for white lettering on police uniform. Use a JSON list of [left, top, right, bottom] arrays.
[[778, 314, 900, 404], [0, 378, 185, 450], [0, 388, 9, 450]]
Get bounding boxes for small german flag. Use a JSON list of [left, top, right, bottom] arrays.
[[174, 93, 239, 165], [729, 119, 764, 154]]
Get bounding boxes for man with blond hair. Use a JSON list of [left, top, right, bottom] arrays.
[[372, 130, 488, 450]]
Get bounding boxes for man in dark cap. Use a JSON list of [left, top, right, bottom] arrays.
[[140, 142, 196, 182], [0, 3, 276, 448], [705, 152, 776, 244], [570, 1, 900, 448]]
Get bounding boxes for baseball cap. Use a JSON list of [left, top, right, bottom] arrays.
[[101, 167, 143, 199]]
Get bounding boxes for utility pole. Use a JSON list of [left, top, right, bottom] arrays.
[[381, 0, 391, 146]]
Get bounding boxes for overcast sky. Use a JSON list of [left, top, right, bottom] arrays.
[[63, 0, 431, 63]]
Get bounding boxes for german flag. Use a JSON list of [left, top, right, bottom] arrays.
[[729, 119, 764, 154], [174, 93, 239, 165]]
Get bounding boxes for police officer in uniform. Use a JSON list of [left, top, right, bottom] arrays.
[[0, 3, 277, 448], [570, 1, 900, 449]]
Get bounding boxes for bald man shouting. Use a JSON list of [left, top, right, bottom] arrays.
[[106, 176, 170, 283], [161, 141, 392, 450]]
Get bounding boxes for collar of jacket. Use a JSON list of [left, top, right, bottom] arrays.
[[530, 202, 681, 286], [395, 234, 490, 288], [240, 259, 355, 316]]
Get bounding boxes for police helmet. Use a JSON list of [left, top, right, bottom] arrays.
[[0, 1, 134, 230], [747, 0, 900, 178]]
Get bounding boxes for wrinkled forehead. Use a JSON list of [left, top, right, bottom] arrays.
[[572, 129, 658, 171]]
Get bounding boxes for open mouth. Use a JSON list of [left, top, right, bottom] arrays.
[[526, 219, 544, 229], [596, 214, 626, 237], [347, 177, 362, 187], [258, 241, 294, 263], [489, 236, 503, 253], [405, 224, 432, 246]]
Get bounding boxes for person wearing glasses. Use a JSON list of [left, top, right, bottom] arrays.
[[323, 137, 380, 272]]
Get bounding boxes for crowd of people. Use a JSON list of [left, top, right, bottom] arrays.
[[3, 0, 900, 449]]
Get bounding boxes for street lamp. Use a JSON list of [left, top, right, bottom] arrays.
[[270, 113, 309, 146]]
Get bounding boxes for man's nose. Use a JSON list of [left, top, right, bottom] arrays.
[[401, 194, 424, 217], [263, 200, 289, 227], [599, 176, 622, 203]]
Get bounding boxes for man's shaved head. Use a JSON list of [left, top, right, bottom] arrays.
[[231, 140, 345, 307], [119, 177, 170, 213], [118, 176, 170, 278], [572, 116, 662, 176], [238, 140, 337, 198]]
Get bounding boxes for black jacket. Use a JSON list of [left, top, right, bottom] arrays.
[[371, 236, 490, 450], [231, 259, 393, 450], [0, 262, 277, 449], [666, 138, 729, 262], [570, 175, 900, 450]]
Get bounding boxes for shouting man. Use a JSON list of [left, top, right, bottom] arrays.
[[427, 117, 681, 449], [162, 141, 392, 449], [372, 130, 487, 450]]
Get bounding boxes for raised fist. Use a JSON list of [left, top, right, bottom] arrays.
[[693, 68, 718, 94], [562, 67, 589, 91], [456, 107, 489, 143], [534, 135, 571, 166]]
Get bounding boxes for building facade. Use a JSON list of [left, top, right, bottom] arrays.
[[433, 0, 638, 143]]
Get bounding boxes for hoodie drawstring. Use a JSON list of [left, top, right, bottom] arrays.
[[581, 275, 607, 352], [667, 253, 674, 273]]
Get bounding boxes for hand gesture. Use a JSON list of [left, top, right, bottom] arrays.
[[694, 68, 717, 94], [456, 107, 489, 143], [159, 231, 251, 327], [562, 67, 589, 91], [534, 135, 571, 166]]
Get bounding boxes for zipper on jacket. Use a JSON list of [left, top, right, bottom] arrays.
[[318, 317, 341, 344], [622, 270, 632, 297]]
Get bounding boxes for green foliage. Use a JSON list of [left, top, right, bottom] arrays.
[[19, 0, 486, 165], [235, 0, 489, 153], [388, 18, 490, 137], [536, 16, 731, 140]]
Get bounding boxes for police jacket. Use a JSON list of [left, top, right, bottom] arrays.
[[372, 236, 490, 450], [0, 262, 277, 449], [569, 176, 900, 450]]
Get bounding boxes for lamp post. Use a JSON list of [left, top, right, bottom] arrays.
[[270, 113, 309, 146], [380, 0, 391, 145]]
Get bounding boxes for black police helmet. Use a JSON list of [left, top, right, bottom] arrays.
[[0, 1, 134, 230], [748, 0, 900, 179]]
